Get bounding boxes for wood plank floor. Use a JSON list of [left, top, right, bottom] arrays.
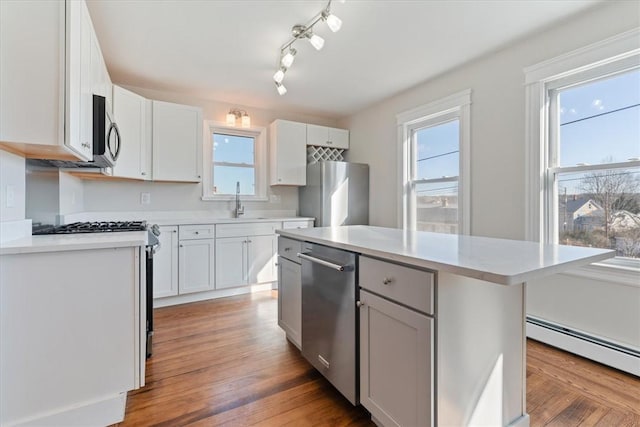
[[116, 291, 640, 426]]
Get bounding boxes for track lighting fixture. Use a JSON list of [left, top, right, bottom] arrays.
[[273, 0, 344, 95], [226, 109, 251, 128]]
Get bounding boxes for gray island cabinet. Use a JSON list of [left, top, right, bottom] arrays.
[[276, 225, 614, 427]]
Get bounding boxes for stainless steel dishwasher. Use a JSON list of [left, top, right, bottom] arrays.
[[298, 242, 358, 405]]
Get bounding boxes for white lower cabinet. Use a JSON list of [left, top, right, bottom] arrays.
[[277, 257, 301, 347], [178, 225, 215, 294], [153, 226, 178, 298], [359, 290, 434, 427], [359, 255, 435, 427], [215, 235, 277, 289]]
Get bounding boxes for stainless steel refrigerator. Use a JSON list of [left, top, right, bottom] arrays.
[[299, 161, 369, 226]]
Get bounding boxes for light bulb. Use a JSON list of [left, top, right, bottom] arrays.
[[276, 83, 287, 96], [226, 112, 236, 126], [281, 48, 296, 68], [325, 13, 342, 32], [241, 114, 251, 128], [273, 68, 285, 84], [308, 33, 324, 50]]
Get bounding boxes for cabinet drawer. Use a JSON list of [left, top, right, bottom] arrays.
[[216, 222, 279, 238], [282, 220, 313, 229], [278, 237, 302, 263], [359, 256, 434, 315], [179, 224, 215, 240]]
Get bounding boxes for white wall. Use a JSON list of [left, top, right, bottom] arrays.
[[341, 1, 640, 349], [341, 1, 640, 239], [82, 87, 339, 215]]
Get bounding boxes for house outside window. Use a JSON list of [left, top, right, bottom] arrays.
[[398, 90, 471, 234], [525, 29, 640, 281], [202, 123, 267, 201]]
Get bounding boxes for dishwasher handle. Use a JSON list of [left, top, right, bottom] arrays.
[[297, 252, 351, 272]]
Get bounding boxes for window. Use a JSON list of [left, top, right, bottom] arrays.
[[202, 123, 267, 201], [525, 29, 640, 282], [398, 90, 471, 234]]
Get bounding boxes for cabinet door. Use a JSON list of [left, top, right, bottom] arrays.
[[65, 0, 93, 161], [178, 239, 215, 294], [269, 120, 306, 186], [153, 226, 178, 298], [306, 123, 328, 147], [215, 237, 246, 289], [328, 127, 349, 149], [359, 290, 433, 427], [0, 1, 64, 147], [247, 234, 276, 284], [277, 258, 301, 348], [152, 100, 202, 182], [112, 86, 148, 180]]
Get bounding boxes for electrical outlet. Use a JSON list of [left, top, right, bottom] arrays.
[[5, 185, 15, 208], [270, 194, 281, 203], [140, 192, 151, 205]]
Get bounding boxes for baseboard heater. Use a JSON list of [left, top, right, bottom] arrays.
[[526, 316, 640, 376]]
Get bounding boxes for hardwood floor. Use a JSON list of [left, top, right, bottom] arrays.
[[116, 291, 640, 426]]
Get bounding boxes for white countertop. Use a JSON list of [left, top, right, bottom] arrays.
[[276, 225, 616, 285], [150, 216, 314, 226], [0, 231, 148, 255]]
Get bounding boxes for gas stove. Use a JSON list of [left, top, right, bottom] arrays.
[[33, 221, 148, 235]]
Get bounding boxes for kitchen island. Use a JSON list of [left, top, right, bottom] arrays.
[[276, 225, 615, 427], [0, 232, 148, 427]]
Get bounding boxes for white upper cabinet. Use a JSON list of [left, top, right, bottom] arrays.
[[269, 120, 307, 186], [112, 86, 151, 180], [306, 124, 349, 149], [152, 101, 202, 182], [0, 0, 110, 161]]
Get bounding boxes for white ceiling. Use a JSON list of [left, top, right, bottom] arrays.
[[86, 0, 601, 120]]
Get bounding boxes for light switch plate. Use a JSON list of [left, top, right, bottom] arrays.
[[6, 185, 15, 208], [140, 192, 151, 205]]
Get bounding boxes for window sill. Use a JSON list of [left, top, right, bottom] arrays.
[[201, 195, 268, 202], [559, 258, 640, 288]]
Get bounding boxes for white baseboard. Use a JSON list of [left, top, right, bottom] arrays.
[[508, 414, 530, 427], [154, 283, 274, 308], [7, 392, 126, 427], [526, 321, 640, 376]]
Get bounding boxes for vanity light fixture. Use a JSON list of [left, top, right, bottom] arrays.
[[274, 0, 344, 95], [226, 109, 251, 128]]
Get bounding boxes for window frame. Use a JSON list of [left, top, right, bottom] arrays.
[[397, 89, 471, 234], [202, 121, 268, 201], [524, 28, 640, 285]]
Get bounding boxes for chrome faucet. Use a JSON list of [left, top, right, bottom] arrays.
[[234, 181, 244, 218]]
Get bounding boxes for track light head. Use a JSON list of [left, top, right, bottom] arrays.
[[281, 48, 297, 68], [273, 67, 286, 84], [275, 82, 287, 96], [322, 11, 342, 32]]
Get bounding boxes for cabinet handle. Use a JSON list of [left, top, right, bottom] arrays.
[[327, 140, 333, 145], [356, 301, 365, 308], [284, 247, 291, 251], [173, 230, 177, 233], [141, 172, 146, 176], [275, 262, 278, 266], [195, 231, 199, 234], [247, 239, 252, 243], [179, 244, 184, 248], [197, 175, 201, 179], [382, 277, 394, 285]]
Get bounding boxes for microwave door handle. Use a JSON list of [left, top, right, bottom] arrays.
[[107, 122, 121, 161]]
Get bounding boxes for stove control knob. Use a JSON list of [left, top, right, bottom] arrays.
[[151, 224, 161, 236]]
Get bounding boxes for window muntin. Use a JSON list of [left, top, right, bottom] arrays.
[[548, 68, 640, 259], [410, 117, 461, 234], [212, 132, 256, 196]]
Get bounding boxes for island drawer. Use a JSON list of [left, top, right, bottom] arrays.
[[359, 256, 434, 315], [179, 224, 215, 240], [278, 237, 302, 263]]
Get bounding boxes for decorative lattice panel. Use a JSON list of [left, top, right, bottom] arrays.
[[307, 146, 345, 164]]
